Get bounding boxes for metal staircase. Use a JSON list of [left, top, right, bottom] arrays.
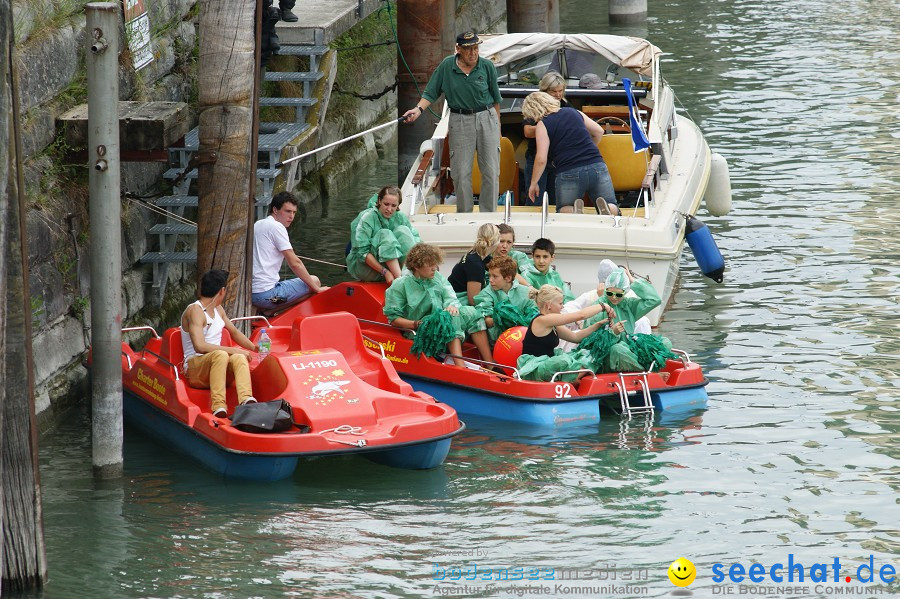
[[139, 43, 329, 304]]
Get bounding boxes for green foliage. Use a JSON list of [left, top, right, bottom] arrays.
[[16, 0, 93, 44], [71, 296, 89, 319], [31, 295, 45, 320]]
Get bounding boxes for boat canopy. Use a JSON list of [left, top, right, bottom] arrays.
[[480, 33, 661, 77]]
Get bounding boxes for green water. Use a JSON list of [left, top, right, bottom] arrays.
[[24, 0, 899, 597]]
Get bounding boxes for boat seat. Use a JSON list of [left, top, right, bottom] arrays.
[[296, 312, 384, 387], [597, 134, 652, 191]]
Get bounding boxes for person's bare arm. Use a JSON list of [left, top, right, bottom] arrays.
[[583, 112, 605, 145], [283, 250, 328, 293], [220, 307, 258, 354], [528, 123, 550, 202]]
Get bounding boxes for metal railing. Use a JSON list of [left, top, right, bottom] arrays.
[[361, 335, 387, 359], [441, 354, 520, 379], [357, 317, 416, 336], [140, 348, 180, 381], [232, 315, 272, 328], [121, 325, 160, 338], [549, 368, 594, 383]]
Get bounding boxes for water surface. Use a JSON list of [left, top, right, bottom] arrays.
[[26, 1, 899, 597]]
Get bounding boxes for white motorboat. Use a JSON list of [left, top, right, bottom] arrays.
[[399, 33, 731, 325]]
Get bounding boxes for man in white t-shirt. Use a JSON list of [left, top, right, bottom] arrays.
[[251, 192, 329, 313]]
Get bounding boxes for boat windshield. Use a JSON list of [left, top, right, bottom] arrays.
[[497, 48, 648, 91]]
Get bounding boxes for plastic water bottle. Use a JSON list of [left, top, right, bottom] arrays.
[[258, 328, 271, 360]]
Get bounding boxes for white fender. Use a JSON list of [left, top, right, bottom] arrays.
[[705, 153, 732, 216]]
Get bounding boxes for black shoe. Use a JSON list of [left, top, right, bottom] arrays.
[[280, 8, 298, 22]]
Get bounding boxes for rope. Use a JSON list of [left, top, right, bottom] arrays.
[[295, 255, 347, 269], [275, 117, 404, 168], [319, 424, 368, 447], [334, 40, 396, 52], [332, 81, 397, 101]]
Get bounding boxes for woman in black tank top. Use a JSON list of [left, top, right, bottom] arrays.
[[522, 285, 619, 357]]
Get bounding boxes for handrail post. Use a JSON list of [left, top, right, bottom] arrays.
[[540, 191, 548, 238], [503, 191, 512, 224]]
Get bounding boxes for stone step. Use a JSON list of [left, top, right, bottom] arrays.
[[140, 251, 197, 264], [149, 223, 197, 235], [259, 97, 318, 107], [276, 45, 329, 56], [263, 71, 324, 83], [163, 167, 281, 181]]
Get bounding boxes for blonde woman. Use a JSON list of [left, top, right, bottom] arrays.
[[523, 72, 568, 206], [522, 91, 618, 215], [448, 223, 500, 306], [517, 285, 619, 382]]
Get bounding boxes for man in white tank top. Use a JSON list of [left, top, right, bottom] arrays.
[[181, 270, 259, 418]]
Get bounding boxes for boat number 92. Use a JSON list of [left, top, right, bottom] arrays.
[[554, 384, 572, 398], [292, 360, 338, 371]]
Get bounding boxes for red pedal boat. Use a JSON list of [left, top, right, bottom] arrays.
[[119, 312, 464, 480], [268, 283, 709, 427]]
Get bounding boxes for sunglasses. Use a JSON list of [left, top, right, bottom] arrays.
[[606, 291, 624, 298]]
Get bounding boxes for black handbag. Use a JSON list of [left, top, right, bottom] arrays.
[[230, 399, 300, 434]]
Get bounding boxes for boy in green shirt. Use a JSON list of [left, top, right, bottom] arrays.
[[474, 255, 538, 343], [524, 238, 574, 302]]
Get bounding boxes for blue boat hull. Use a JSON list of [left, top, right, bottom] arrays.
[[402, 377, 709, 426], [124, 391, 457, 481], [401, 376, 601, 427]]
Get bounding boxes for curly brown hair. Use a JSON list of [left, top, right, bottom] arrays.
[[405, 243, 444, 272], [488, 255, 518, 281]]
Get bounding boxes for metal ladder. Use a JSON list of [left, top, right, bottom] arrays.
[[613, 371, 655, 417], [139, 43, 329, 305]]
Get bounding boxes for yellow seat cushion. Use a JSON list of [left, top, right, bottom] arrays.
[[598, 134, 651, 191]]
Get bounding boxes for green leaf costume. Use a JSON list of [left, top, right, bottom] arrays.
[[473, 281, 538, 343], [582, 273, 672, 372], [516, 348, 595, 382], [347, 195, 421, 282], [383, 272, 486, 354], [524, 268, 575, 302]]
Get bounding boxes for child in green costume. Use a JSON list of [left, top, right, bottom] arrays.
[[347, 185, 420, 283], [524, 238, 574, 301], [474, 255, 539, 344], [581, 267, 674, 374], [384, 243, 492, 367]]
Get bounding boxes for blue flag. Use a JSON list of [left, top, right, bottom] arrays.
[[623, 78, 651, 153]]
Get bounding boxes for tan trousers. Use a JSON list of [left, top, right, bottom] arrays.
[[185, 350, 252, 412]]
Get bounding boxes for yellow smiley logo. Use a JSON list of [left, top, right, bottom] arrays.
[[667, 557, 696, 587]]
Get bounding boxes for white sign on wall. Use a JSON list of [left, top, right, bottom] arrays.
[[123, 0, 153, 70]]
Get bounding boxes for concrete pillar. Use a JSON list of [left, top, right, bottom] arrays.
[[507, 0, 559, 34], [609, 0, 647, 24], [396, 0, 455, 182], [86, 2, 123, 479]]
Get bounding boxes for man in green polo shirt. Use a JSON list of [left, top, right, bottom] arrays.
[[402, 31, 502, 213]]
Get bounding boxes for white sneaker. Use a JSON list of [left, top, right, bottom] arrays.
[[573, 198, 585, 214], [242, 397, 257, 405], [213, 407, 227, 418], [594, 197, 611, 215]]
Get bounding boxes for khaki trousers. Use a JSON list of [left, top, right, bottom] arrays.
[[185, 350, 252, 412], [449, 109, 500, 212]]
